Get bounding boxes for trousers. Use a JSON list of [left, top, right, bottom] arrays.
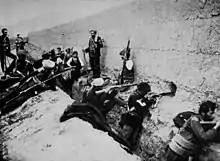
[[89, 56, 100, 78]]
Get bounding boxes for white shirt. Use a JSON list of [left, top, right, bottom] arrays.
[[125, 60, 133, 70], [56, 57, 64, 64], [66, 57, 84, 67]]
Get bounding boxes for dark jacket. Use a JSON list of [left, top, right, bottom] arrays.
[[82, 88, 103, 108], [168, 115, 218, 159], [85, 36, 103, 58], [179, 115, 217, 145], [0, 35, 11, 53], [69, 57, 82, 72], [128, 90, 155, 119]]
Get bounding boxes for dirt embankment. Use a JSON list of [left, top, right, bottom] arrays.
[[0, 89, 141, 161]]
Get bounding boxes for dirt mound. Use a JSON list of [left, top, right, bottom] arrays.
[[0, 89, 140, 161]]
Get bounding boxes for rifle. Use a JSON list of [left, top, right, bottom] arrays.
[[107, 82, 138, 91], [3, 66, 76, 106], [120, 40, 131, 84]]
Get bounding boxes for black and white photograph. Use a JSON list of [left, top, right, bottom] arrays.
[[1, 0, 220, 161]]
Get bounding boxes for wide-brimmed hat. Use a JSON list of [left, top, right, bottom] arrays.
[[91, 78, 104, 87]]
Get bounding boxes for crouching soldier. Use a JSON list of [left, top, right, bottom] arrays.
[[119, 82, 156, 148], [165, 100, 220, 161], [34, 52, 57, 91], [5, 52, 34, 77], [82, 78, 120, 117]]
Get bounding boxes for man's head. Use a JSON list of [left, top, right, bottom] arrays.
[[91, 78, 104, 90], [17, 33, 20, 37], [72, 51, 78, 59], [2, 28, 8, 37], [137, 82, 151, 96], [57, 47, 61, 53], [66, 48, 71, 53], [50, 49, 56, 56], [199, 101, 218, 121], [89, 29, 97, 38]]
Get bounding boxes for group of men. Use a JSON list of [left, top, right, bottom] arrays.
[[83, 75, 220, 161], [2, 27, 219, 161]]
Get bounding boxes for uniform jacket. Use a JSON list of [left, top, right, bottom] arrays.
[[85, 35, 103, 58]]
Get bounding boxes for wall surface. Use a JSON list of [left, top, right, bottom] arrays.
[[29, 0, 220, 104]]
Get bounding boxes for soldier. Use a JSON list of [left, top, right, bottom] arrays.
[[57, 47, 62, 55], [63, 48, 72, 65], [5, 52, 34, 77], [50, 48, 57, 62], [82, 78, 119, 116], [83, 29, 104, 78], [119, 47, 134, 84], [0, 28, 18, 79], [66, 50, 84, 81], [82, 78, 105, 106], [119, 82, 156, 148], [165, 100, 220, 161], [33, 52, 57, 91], [15, 33, 25, 53]]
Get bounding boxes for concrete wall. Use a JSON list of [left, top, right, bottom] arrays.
[[28, 0, 220, 103]]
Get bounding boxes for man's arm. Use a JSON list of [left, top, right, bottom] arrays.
[[191, 116, 217, 141]]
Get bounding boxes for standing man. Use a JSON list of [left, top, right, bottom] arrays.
[[15, 33, 25, 53], [0, 28, 17, 79], [83, 29, 104, 78]]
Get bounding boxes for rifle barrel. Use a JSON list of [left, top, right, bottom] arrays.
[[4, 67, 75, 105]]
